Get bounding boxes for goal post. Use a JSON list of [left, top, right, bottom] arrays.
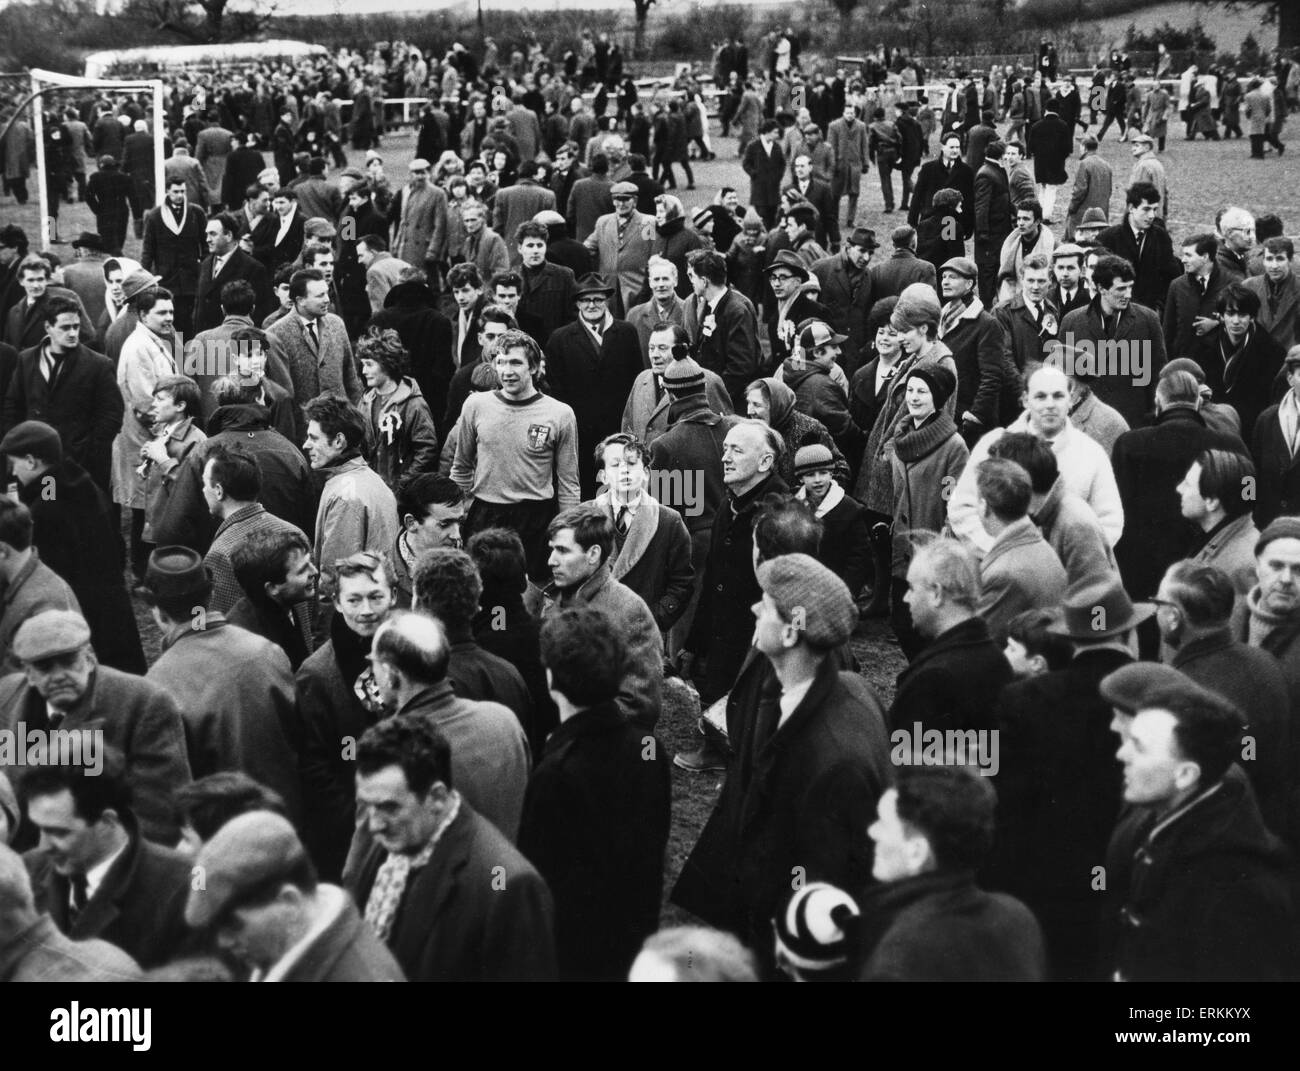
[[28, 68, 166, 251]]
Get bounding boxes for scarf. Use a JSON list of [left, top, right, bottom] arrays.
[[363, 792, 461, 942], [328, 609, 384, 720], [938, 294, 978, 339], [1245, 586, 1296, 648], [1219, 326, 1251, 394], [894, 410, 959, 463], [160, 197, 188, 237]]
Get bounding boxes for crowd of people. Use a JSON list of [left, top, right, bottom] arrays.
[[0, 29, 1298, 984]]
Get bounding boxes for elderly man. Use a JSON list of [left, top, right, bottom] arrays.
[[949, 363, 1124, 555], [1064, 135, 1113, 242], [622, 323, 730, 447], [583, 181, 654, 317], [188, 810, 405, 981], [674, 553, 890, 978], [625, 255, 686, 351], [936, 255, 1006, 445], [542, 504, 663, 731], [387, 158, 448, 279], [0, 610, 190, 848], [458, 201, 510, 283], [1215, 206, 1256, 282], [346, 713, 556, 981], [1237, 517, 1300, 717], [544, 274, 644, 498]]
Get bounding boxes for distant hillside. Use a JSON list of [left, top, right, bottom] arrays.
[[1072, 1, 1274, 54]]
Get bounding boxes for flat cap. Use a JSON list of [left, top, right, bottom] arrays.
[[185, 811, 309, 929], [940, 256, 978, 280], [757, 553, 857, 649], [0, 420, 62, 463], [610, 181, 638, 197], [12, 609, 92, 663], [1051, 242, 1087, 260], [533, 209, 566, 226], [1099, 662, 1209, 715]]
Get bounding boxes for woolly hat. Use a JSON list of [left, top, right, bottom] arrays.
[[1256, 517, 1300, 556], [904, 363, 957, 409], [663, 356, 706, 397], [0, 420, 63, 463], [756, 553, 857, 649], [891, 282, 942, 331], [793, 442, 834, 477], [774, 883, 861, 978], [741, 207, 765, 231]]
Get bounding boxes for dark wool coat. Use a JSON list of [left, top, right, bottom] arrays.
[[141, 201, 207, 300], [366, 281, 456, 439], [805, 487, 872, 600], [741, 138, 786, 210], [0, 667, 191, 848], [856, 870, 1046, 981], [685, 471, 788, 703], [1190, 324, 1287, 443], [889, 616, 1011, 735], [683, 288, 762, 414], [1059, 299, 1169, 427], [590, 493, 694, 631], [1111, 407, 1244, 603], [1101, 767, 1294, 982], [987, 646, 1132, 981], [938, 302, 1007, 433], [1251, 401, 1300, 528], [672, 653, 891, 974], [192, 248, 274, 334], [1095, 221, 1181, 315], [26, 819, 192, 969], [1026, 113, 1071, 185], [519, 261, 578, 347], [17, 458, 144, 675], [346, 803, 558, 982], [517, 701, 671, 980], [908, 158, 974, 238], [1162, 266, 1233, 359], [811, 252, 873, 376], [649, 396, 740, 541], [3, 342, 122, 494], [545, 318, 645, 497], [868, 247, 940, 300], [1171, 631, 1294, 843]]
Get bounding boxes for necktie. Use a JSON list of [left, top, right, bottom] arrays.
[[1136, 231, 1146, 258], [307, 320, 319, 351], [591, 321, 603, 344], [1290, 416, 1300, 459], [69, 874, 89, 925], [616, 506, 630, 534]]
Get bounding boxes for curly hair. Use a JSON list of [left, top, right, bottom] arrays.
[[356, 327, 408, 383]]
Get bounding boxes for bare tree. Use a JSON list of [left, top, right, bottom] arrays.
[[133, 0, 278, 44], [632, 0, 657, 59]]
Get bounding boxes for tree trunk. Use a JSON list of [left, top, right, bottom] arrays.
[[634, 7, 648, 60]]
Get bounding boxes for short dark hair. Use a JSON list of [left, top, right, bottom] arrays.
[[356, 713, 454, 796], [0, 498, 34, 551], [490, 270, 523, 293], [1126, 181, 1161, 208], [1014, 198, 1043, 222], [42, 295, 81, 325], [173, 773, 288, 841], [134, 286, 174, 316], [783, 203, 817, 230], [1141, 684, 1244, 787], [1163, 560, 1236, 628], [753, 496, 822, 563], [1215, 282, 1261, 319], [984, 139, 1006, 161], [547, 504, 614, 566], [593, 432, 647, 478], [1263, 235, 1294, 259], [301, 241, 333, 268], [539, 607, 623, 706], [18, 254, 50, 278], [1181, 232, 1219, 259], [22, 748, 133, 825], [589, 152, 609, 175], [412, 548, 482, 631], [1255, 215, 1285, 243], [212, 212, 240, 237], [479, 304, 518, 330], [976, 458, 1032, 522], [515, 220, 549, 245], [1091, 254, 1136, 291], [988, 432, 1058, 495], [245, 182, 264, 201], [219, 279, 256, 316], [205, 444, 262, 502], [232, 526, 312, 600], [358, 232, 388, 253], [289, 268, 325, 302], [1006, 609, 1071, 671], [1193, 448, 1255, 519], [467, 527, 527, 602], [894, 764, 996, 871], [448, 262, 482, 290], [396, 473, 463, 525], [303, 394, 366, 449], [686, 249, 727, 286]]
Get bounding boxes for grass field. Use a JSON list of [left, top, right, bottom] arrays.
[[3, 111, 1295, 925]]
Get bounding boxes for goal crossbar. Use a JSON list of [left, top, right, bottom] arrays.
[[29, 68, 166, 251]]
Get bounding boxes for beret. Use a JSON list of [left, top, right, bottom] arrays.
[[0, 420, 62, 463]]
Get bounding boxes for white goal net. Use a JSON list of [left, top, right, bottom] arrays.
[[28, 67, 166, 251]]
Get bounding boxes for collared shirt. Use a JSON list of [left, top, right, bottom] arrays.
[[582, 311, 613, 347], [254, 884, 348, 983], [83, 840, 129, 904], [777, 675, 816, 729], [875, 358, 898, 396], [1279, 391, 1300, 456], [275, 206, 297, 245], [211, 251, 229, 277], [456, 308, 472, 363]]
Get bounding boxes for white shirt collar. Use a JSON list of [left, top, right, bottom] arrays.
[[84, 839, 129, 902], [254, 884, 347, 983], [777, 675, 816, 729]]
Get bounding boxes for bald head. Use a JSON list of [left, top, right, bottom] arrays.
[[372, 609, 450, 687]]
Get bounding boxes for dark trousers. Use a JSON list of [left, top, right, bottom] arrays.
[[5, 177, 29, 204], [755, 204, 777, 228], [877, 153, 897, 210], [1251, 133, 1267, 158], [974, 240, 1001, 307], [899, 164, 916, 208], [98, 213, 129, 256], [658, 159, 693, 188], [71, 170, 87, 200], [1097, 112, 1126, 139], [466, 495, 559, 583]]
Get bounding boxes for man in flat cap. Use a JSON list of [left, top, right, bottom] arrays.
[[673, 553, 890, 978], [188, 810, 405, 982], [388, 158, 447, 283], [0, 610, 190, 848], [811, 227, 877, 376], [584, 181, 654, 318]]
